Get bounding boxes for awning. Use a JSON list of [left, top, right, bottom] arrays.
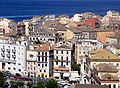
[[63, 73, 70, 77], [53, 73, 60, 77]]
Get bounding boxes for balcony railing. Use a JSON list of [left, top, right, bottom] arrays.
[[54, 66, 70, 71], [53, 59, 70, 62], [12, 55, 16, 58], [6, 49, 10, 53], [12, 49, 16, 53], [6, 54, 10, 58], [1, 53, 5, 57], [1, 48, 5, 52], [0, 59, 16, 63]]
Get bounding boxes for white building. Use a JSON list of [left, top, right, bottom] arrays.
[[26, 50, 38, 77], [52, 45, 72, 79], [0, 18, 17, 34], [36, 43, 52, 78], [80, 55, 91, 84], [0, 43, 26, 76], [75, 39, 102, 64]]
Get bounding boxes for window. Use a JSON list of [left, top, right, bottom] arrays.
[[66, 62, 68, 65], [113, 84, 116, 88], [18, 63, 21, 65], [61, 51, 63, 54], [61, 57, 63, 60], [42, 64, 44, 68], [42, 52, 44, 56], [28, 67, 29, 70], [61, 62, 63, 66], [66, 57, 68, 61], [8, 62, 11, 64], [56, 62, 58, 65], [38, 56, 40, 61], [44, 70, 46, 72], [42, 57, 44, 61], [8, 67, 11, 70], [18, 69, 21, 72], [38, 64, 40, 66], [45, 64, 47, 67], [56, 56, 58, 60], [42, 73, 44, 78], [66, 51, 68, 54], [109, 84, 111, 88], [56, 50, 58, 54], [45, 57, 47, 62], [45, 52, 47, 56], [40, 70, 41, 72], [13, 68, 16, 70], [116, 63, 119, 67]]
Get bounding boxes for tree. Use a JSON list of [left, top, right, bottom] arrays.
[[46, 79, 58, 88], [27, 82, 32, 88], [16, 81, 24, 87], [37, 81, 46, 88], [71, 64, 80, 75], [0, 71, 5, 87], [10, 81, 18, 88]]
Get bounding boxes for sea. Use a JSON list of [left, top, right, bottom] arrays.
[[0, 0, 120, 22]]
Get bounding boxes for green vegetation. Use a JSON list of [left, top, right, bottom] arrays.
[[10, 80, 24, 87], [71, 64, 80, 75], [46, 79, 58, 88], [0, 71, 5, 87], [27, 82, 32, 88], [37, 79, 58, 88], [37, 81, 46, 88]]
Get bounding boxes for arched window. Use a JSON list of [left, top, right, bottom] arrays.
[[109, 84, 111, 88], [113, 84, 116, 88]]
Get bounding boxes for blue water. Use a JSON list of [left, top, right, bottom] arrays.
[[0, 0, 120, 21]]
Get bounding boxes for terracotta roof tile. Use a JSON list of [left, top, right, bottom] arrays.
[[90, 49, 120, 60]]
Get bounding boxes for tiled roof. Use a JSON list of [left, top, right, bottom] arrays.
[[55, 45, 71, 49], [90, 49, 120, 60], [111, 44, 120, 49], [36, 43, 55, 51], [96, 63, 118, 72], [74, 84, 108, 88]]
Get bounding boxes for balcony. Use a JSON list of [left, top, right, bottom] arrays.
[[1, 53, 5, 57], [0, 59, 16, 63], [53, 59, 70, 62], [12, 49, 16, 53], [1, 48, 5, 52], [12, 55, 16, 58], [54, 66, 70, 71], [6, 54, 10, 58], [6, 49, 10, 53]]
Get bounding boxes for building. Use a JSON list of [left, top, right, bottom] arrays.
[[36, 43, 53, 78], [26, 50, 38, 77], [29, 24, 56, 45], [51, 45, 72, 79], [96, 30, 115, 44], [75, 39, 101, 64], [71, 84, 109, 88], [0, 18, 17, 34], [80, 55, 91, 84], [0, 43, 26, 76]]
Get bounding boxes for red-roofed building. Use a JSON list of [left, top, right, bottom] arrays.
[[75, 18, 100, 28]]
